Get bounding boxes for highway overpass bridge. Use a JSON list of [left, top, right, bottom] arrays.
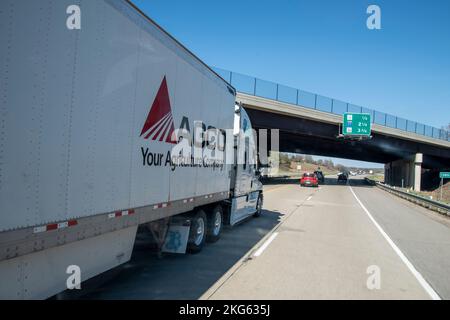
[[213, 68, 450, 191]]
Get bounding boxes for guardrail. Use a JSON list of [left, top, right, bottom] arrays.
[[213, 67, 450, 142], [365, 178, 450, 216]]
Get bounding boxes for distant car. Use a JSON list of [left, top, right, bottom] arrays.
[[300, 173, 319, 187], [338, 173, 348, 182], [314, 170, 325, 184]]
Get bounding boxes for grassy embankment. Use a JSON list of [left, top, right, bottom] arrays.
[[368, 175, 449, 204], [367, 175, 384, 182]]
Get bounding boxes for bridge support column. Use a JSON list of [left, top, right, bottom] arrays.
[[384, 155, 421, 189], [384, 163, 391, 185], [413, 153, 422, 192]]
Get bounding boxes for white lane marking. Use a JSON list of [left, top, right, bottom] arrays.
[[349, 185, 441, 300], [307, 196, 313, 201], [253, 232, 279, 257]]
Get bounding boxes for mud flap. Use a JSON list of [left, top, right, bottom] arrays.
[[161, 218, 191, 254]]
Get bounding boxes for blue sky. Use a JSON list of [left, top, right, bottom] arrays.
[[133, 0, 449, 167]]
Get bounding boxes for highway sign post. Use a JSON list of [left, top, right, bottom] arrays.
[[342, 113, 371, 137], [439, 172, 450, 201]]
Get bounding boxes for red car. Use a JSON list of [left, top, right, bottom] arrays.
[[300, 173, 319, 187]]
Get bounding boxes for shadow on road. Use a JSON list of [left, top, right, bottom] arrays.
[[262, 177, 300, 185], [71, 208, 282, 300], [320, 177, 374, 188], [261, 176, 375, 190], [322, 177, 346, 186], [347, 178, 375, 188]]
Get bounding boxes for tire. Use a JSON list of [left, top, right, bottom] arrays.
[[206, 205, 223, 243], [253, 193, 263, 217], [187, 210, 207, 254]]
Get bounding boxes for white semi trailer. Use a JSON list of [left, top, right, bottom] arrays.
[[0, 0, 263, 299]]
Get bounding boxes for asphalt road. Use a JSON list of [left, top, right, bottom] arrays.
[[79, 177, 450, 300], [350, 178, 450, 299], [77, 186, 284, 299]]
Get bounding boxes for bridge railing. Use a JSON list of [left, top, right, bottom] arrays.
[[213, 67, 449, 142]]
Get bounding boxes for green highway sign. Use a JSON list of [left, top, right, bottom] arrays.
[[343, 113, 371, 136], [440, 172, 450, 179]]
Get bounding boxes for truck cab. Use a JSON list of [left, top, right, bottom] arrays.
[[228, 105, 263, 225]]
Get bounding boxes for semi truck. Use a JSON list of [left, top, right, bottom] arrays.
[[0, 0, 263, 299]]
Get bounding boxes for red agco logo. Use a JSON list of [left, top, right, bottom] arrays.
[[139, 76, 227, 171], [140, 76, 177, 144]]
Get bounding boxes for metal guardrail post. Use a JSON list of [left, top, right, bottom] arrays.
[[296, 89, 299, 105], [314, 95, 317, 109], [276, 84, 279, 100], [331, 99, 334, 113]]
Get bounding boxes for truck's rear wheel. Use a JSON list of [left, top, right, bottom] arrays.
[[187, 210, 207, 254], [254, 193, 263, 217], [206, 205, 223, 243]]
